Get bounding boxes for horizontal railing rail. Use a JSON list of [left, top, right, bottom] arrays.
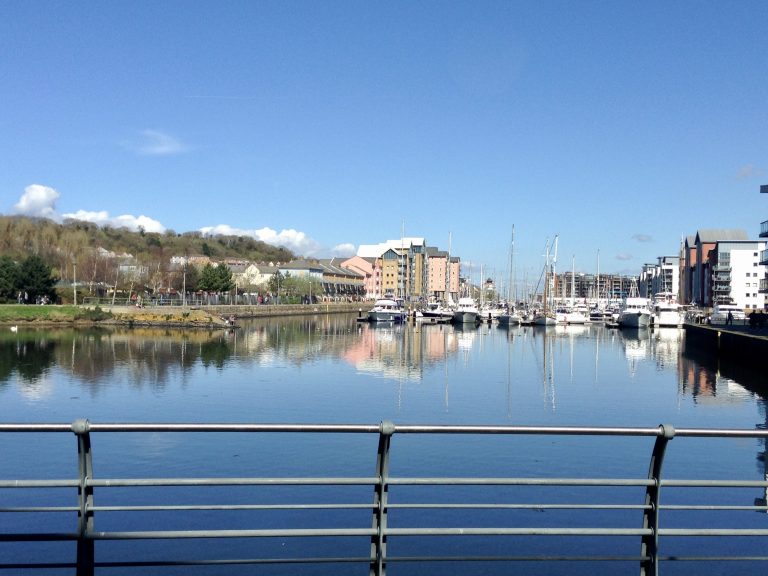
[[1, 421, 767, 575]]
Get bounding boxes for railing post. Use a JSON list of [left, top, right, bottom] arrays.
[[72, 419, 94, 576], [640, 423, 675, 576], [370, 420, 394, 576]]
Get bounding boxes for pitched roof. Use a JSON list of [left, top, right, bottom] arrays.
[[694, 229, 749, 243]]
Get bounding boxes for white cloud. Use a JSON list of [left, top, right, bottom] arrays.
[[12, 184, 61, 220], [331, 243, 356, 257], [631, 234, 653, 243], [129, 129, 186, 156], [62, 209, 166, 233], [615, 252, 633, 261], [199, 224, 322, 256], [10, 185, 325, 257]]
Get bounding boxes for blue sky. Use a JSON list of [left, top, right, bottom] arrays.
[[2, 0, 767, 282]]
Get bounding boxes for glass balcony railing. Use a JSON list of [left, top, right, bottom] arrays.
[[761, 220, 768, 237], [760, 249, 768, 266]]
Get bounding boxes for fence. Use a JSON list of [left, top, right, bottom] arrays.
[[1, 421, 768, 575]]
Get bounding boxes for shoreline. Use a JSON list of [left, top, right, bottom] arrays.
[[0, 302, 370, 328]]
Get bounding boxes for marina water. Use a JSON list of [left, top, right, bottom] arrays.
[[1, 314, 767, 574]]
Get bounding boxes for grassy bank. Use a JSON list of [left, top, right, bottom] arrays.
[[0, 304, 83, 323], [0, 304, 225, 327]]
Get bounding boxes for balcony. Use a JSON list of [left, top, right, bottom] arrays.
[[761, 248, 768, 266], [762, 220, 768, 238], [761, 277, 768, 293], [713, 264, 731, 272]]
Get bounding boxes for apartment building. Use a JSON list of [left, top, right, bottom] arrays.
[[707, 240, 766, 310], [760, 184, 768, 294]]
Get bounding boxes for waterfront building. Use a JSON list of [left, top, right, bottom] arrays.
[[425, 248, 460, 303], [760, 184, 768, 294], [682, 229, 748, 307], [551, 272, 636, 300], [357, 237, 453, 302], [639, 256, 680, 299], [317, 259, 365, 300], [339, 255, 379, 298], [707, 239, 766, 311]]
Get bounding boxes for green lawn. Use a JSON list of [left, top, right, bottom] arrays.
[[0, 304, 82, 322]]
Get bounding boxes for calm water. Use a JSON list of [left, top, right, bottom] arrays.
[[1, 314, 767, 575]]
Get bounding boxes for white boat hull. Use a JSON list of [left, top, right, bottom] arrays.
[[618, 311, 651, 328], [533, 314, 556, 326], [368, 311, 405, 323], [654, 311, 683, 327], [453, 311, 479, 324]]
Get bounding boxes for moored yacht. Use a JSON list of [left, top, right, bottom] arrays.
[[651, 292, 683, 328], [367, 298, 406, 323], [417, 301, 454, 323], [453, 297, 479, 324], [617, 297, 652, 329]]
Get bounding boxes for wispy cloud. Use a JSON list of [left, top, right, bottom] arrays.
[[330, 243, 356, 257], [127, 129, 187, 156], [12, 184, 61, 220], [736, 164, 763, 180], [631, 234, 653, 243], [199, 224, 322, 256], [615, 252, 633, 261]]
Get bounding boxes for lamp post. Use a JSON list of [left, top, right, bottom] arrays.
[[72, 259, 77, 306]]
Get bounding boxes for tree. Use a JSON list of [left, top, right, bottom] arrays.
[[0, 256, 19, 303], [215, 264, 234, 293], [198, 263, 233, 293], [198, 263, 219, 292], [18, 255, 58, 303], [268, 270, 285, 295]]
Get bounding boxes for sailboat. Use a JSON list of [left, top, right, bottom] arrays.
[[498, 225, 521, 326], [533, 236, 557, 326], [561, 255, 589, 325]]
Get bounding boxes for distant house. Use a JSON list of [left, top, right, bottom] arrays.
[[234, 263, 279, 290], [340, 255, 378, 298], [317, 259, 365, 300]]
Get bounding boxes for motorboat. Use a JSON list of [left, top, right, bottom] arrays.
[[651, 292, 683, 328], [367, 298, 406, 323], [497, 307, 522, 326], [452, 297, 479, 324], [709, 303, 746, 325], [417, 301, 454, 323], [617, 297, 652, 329]]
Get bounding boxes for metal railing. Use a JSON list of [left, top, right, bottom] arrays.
[[1, 421, 768, 575]]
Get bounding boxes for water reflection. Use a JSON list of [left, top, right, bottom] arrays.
[[0, 318, 766, 414]]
